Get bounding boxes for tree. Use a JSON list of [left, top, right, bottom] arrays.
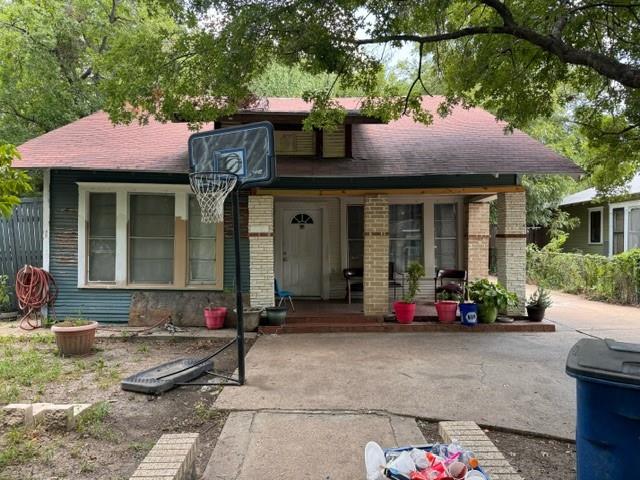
[[0, 145, 32, 218], [99, 1, 639, 185]]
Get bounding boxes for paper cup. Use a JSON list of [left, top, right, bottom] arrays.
[[448, 461, 467, 479], [465, 471, 487, 480]]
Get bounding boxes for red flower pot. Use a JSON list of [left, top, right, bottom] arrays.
[[204, 307, 227, 329], [394, 301, 416, 324], [435, 301, 458, 323]]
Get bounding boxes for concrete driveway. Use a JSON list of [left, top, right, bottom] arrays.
[[215, 290, 640, 440]]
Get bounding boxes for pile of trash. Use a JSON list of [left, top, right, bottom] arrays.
[[365, 441, 489, 480]]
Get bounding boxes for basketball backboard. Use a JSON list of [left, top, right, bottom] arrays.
[[188, 121, 276, 188]]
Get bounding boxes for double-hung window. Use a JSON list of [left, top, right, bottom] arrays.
[[588, 207, 603, 245], [389, 204, 424, 273], [434, 203, 458, 270], [79, 184, 224, 289]]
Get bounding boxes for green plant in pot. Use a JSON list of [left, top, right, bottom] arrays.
[[393, 262, 425, 324], [526, 287, 552, 322], [468, 279, 518, 323], [435, 288, 462, 323], [51, 317, 98, 356]]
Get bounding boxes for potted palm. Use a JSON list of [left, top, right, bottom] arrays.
[[468, 279, 518, 323], [526, 287, 552, 322], [393, 262, 425, 324], [434, 288, 462, 323], [51, 317, 98, 356]]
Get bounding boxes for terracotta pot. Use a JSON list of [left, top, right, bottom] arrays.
[[393, 301, 416, 324], [51, 321, 98, 356], [435, 301, 458, 323], [526, 306, 546, 322]]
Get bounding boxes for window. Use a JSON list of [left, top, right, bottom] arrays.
[[88, 193, 116, 282], [78, 184, 224, 290], [347, 205, 364, 269], [588, 207, 603, 244], [612, 207, 625, 255], [629, 208, 640, 251], [291, 213, 314, 225], [188, 196, 217, 284], [389, 204, 423, 273], [434, 203, 457, 270], [129, 194, 175, 284]]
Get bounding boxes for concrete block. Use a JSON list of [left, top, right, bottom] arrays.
[[2, 404, 34, 427]]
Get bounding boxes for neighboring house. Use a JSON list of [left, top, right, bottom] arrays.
[[16, 97, 580, 324], [560, 174, 640, 256]]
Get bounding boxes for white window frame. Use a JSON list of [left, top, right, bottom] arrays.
[[587, 206, 604, 245], [608, 199, 640, 256], [78, 183, 224, 290]]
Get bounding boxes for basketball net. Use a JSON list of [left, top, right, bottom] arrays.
[[189, 172, 238, 224]]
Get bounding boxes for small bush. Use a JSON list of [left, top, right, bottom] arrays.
[[527, 247, 640, 304]]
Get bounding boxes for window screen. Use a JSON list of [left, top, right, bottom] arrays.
[[613, 208, 625, 255], [389, 204, 424, 273], [589, 209, 602, 243], [434, 203, 457, 270], [188, 196, 217, 283], [129, 194, 175, 284], [347, 205, 364, 269], [88, 193, 116, 282]]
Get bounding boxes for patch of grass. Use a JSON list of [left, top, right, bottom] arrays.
[[136, 344, 149, 354], [0, 339, 62, 403], [194, 401, 225, 422], [0, 427, 39, 469], [90, 357, 121, 389], [79, 459, 96, 473], [76, 402, 114, 440], [128, 440, 155, 454], [0, 333, 55, 345]]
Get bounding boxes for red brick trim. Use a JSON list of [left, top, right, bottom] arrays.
[[248, 232, 273, 238], [495, 233, 527, 239], [364, 231, 389, 237]]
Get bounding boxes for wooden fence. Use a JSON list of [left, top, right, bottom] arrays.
[[0, 198, 43, 306]]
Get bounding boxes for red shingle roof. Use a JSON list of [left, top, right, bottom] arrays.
[[16, 97, 581, 176]]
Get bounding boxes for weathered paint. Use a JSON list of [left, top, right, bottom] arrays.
[[49, 170, 249, 323]]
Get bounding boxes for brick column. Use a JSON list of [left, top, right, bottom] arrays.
[[496, 191, 526, 314], [466, 202, 490, 281], [363, 195, 389, 317], [248, 195, 275, 308]]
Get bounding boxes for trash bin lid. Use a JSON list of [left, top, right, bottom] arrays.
[[566, 338, 640, 386]]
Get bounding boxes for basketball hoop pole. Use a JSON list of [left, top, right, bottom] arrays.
[[232, 186, 246, 385]]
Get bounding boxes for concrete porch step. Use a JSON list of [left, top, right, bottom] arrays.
[[285, 314, 379, 325], [259, 320, 556, 334]]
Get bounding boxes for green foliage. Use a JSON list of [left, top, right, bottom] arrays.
[[527, 247, 640, 304], [436, 290, 462, 302], [56, 317, 92, 327], [0, 275, 11, 312], [526, 287, 552, 309], [468, 279, 518, 310], [0, 426, 39, 469], [0, 145, 32, 218], [402, 262, 425, 303], [75, 401, 111, 439]]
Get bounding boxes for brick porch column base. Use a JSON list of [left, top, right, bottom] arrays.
[[496, 191, 526, 314], [248, 195, 275, 309], [363, 195, 389, 317], [466, 202, 490, 281]]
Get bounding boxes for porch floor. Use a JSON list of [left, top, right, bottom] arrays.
[[263, 299, 555, 334]]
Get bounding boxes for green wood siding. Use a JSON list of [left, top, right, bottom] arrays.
[[50, 170, 248, 323], [562, 204, 609, 255]]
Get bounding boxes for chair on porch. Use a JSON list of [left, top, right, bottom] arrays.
[[434, 269, 468, 298], [343, 262, 404, 304], [274, 279, 295, 311]]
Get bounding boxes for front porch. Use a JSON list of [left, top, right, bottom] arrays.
[[248, 186, 528, 320]]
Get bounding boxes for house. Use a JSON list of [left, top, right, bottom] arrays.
[[560, 173, 640, 256], [16, 97, 581, 325]]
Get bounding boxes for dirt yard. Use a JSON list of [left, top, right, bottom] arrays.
[[0, 333, 253, 480], [418, 420, 576, 480]]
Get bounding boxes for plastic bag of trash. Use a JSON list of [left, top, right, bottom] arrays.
[[387, 450, 415, 475], [365, 442, 388, 480]]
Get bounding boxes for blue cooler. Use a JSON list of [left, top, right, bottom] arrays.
[[566, 338, 640, 480]]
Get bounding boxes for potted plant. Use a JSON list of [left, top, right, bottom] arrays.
[[393, 262, 425, 324], [264, 306, 288, 326], [468, 279, 518, 323], [231, 307, 263, 331], [51, 318, 98, 356], [434, 289, 461, 323], [0, 275, 18, 321], [526, 287, 552, 322]]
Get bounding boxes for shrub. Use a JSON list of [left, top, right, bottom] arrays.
[[527, 246, 640, 304]]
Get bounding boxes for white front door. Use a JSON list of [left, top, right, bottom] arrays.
[[281, 208, 322, 296]]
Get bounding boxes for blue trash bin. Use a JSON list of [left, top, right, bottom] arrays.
[[566, 338, 640, 480]]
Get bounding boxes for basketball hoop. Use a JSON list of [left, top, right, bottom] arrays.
[[189, 172, 238, 224]]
